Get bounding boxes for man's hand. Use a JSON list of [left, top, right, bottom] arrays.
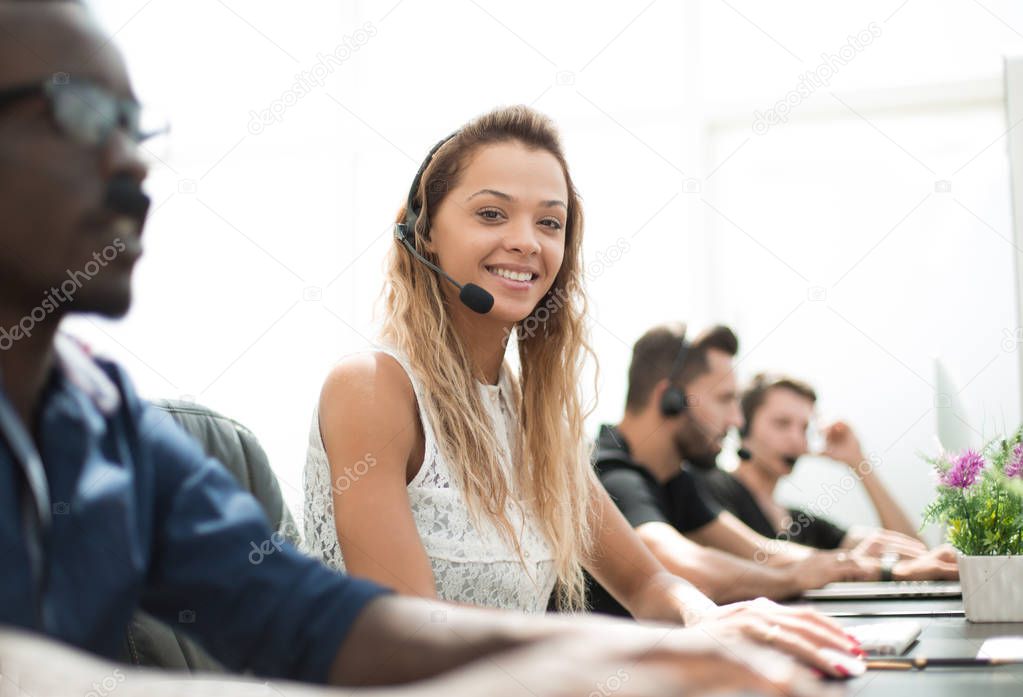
[[849, 527, 928, 559], [892, 544, 959, 581], [785, 549, 877, 591], [821, 421, 867, 467], [0, 625, 846, 697], [330, 591, 865, 692]]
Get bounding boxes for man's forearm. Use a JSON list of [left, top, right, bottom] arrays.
[[763, 539, 816, 566], [687, 514, 813, 567], [0, 629, 415, 697], [328, 595, 569, 686], [661, 544, 801, 603], [638, 523, 801, 603]]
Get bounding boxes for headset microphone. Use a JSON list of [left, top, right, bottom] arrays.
[[394, 133, 495, 315], [394, 224, 494, 314], [737, 446, 798, 468]]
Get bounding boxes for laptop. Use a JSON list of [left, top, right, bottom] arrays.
[[802, 580, 962, 601]]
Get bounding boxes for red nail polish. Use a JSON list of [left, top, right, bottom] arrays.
[[834, 664, 851, 678], [853, 648, 867, 657]]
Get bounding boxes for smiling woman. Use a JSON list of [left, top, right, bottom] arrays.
[[302, 105, 595, 611], [300, 105, 712, 618]]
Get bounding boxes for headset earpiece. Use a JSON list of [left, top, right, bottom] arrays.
[[400, 132, 457, 242], [659, 334, 692, 418], [393, 131, 495, 315], [660, 386, 688, 417]]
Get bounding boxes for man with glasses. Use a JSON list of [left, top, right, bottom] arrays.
[[0, 2, 874, 694]]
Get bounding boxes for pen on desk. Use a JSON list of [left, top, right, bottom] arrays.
[[867, 657, 1022, 670]]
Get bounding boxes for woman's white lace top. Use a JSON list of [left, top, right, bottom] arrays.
[[302, 347, 556, 613]]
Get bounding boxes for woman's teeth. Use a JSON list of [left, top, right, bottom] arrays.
[[488, 267, 534, 282]]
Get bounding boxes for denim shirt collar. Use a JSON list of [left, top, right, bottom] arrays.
[[53, 334, 120, 418], [0, 333, 119, 445]]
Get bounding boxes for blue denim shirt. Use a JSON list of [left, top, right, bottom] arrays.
[[0, 336, 389, 682]]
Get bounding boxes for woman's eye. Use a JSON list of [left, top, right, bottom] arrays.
[[477, 208, 504, 221], [539, 218, 563, 230]]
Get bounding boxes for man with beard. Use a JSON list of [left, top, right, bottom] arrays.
[[588, 324, 957, 614]]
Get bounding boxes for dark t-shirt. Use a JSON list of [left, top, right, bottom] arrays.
[[695, 467, 848, 550], [587, 424, 721, 617]]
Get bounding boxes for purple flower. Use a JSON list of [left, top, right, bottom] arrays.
[[941, 449, 985, 488], [1005, 443, 1023, 479]]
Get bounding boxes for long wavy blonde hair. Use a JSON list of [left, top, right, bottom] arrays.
[[379, 105, 598, 609]]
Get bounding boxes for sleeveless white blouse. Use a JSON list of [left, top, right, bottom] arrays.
[[302, 347, 557, 613]]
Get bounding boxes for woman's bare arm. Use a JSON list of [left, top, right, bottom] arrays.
[[318, 352, 437, 597], [583, 482, 716, 624]]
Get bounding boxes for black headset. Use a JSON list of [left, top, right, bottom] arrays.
[[394, 132, 456, 245], [659, 335, 692, 417], [392, 133, 494, 315]]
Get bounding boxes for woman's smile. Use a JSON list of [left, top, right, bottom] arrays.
[[484, 263, 540, 290]]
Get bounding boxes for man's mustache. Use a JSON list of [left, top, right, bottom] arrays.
[[104, 173, 150, 221]]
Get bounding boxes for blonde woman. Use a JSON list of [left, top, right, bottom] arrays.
[[301, 106, 862, 675]]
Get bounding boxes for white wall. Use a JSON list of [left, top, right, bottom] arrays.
[[692, 1, 1023, 540], [74, 0, 1023, 537]]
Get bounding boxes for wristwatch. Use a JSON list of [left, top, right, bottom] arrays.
[[879, 551, 898, 582]]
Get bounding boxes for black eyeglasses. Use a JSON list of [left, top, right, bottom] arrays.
[[0, 75, 168, 147]]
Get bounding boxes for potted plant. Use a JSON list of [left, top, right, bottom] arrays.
[[922, 427, 1023, 622]]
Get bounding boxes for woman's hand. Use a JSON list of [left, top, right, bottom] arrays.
[[681, 596, 863, 678]]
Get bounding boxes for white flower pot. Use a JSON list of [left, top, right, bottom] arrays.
[[958, 553, 1023, 622]]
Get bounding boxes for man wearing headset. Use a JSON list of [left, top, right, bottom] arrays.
[[697, 373, 930, 555], [589, 323, 957, 614]]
